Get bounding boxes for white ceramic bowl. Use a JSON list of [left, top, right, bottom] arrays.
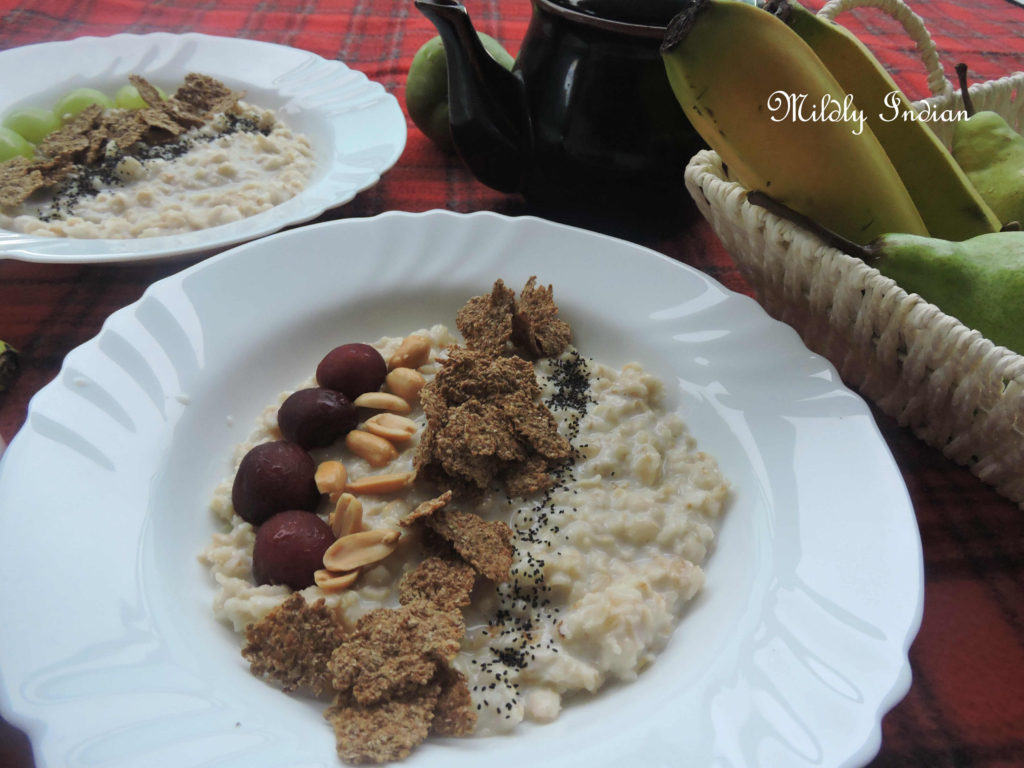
[[0, 33, 406, 263], [0, 211, 923, 767]]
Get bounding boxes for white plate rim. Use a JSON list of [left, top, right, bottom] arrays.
[[0, 210, 924, 767], [0, 32, 406, 264]]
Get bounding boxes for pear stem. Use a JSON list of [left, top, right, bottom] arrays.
[[955, 63, 976, 117], [746, 191, 877, 262]]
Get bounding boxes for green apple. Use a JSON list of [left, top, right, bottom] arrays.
[[406, 33, 514, 152], [0, 126, 34, 162], [54, 88, 114, 122], [3, 107, 60, 144]]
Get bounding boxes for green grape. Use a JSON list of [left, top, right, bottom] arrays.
[[115, 83, 168, 110], [115, 84, 147, 110], [0, 126, 34, 162], [2, 107, 60, 144], [54, 88, 114, 121]]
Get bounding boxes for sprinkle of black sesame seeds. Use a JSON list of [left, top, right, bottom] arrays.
[[36, 112, 269, 223], [471, 352, 594, 718]]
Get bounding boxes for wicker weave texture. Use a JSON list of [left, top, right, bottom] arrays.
[[684, 73, 1024, 507]]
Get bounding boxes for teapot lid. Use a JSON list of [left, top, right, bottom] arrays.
[[542, 0, 692, 28]]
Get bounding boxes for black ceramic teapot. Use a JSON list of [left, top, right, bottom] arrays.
[[415, 0, 704, 217]]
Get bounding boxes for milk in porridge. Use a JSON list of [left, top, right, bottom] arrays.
[[1, 83, 315, 239], [200, 324, 729, 734]]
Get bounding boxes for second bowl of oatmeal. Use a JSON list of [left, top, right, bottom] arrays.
[[0, 33, 406, 263]]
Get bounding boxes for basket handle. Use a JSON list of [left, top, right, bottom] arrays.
[[818, 0, 952, 97]]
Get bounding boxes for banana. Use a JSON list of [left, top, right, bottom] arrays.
[[661, 0, 928, 244], [768, 0, 1000, 241]]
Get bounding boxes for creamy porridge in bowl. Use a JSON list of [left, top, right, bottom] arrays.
[[0, 34, 407, 263], [0, 212, 922, 768], [0, 74, 315, 239], [199, 277, 730, 763]]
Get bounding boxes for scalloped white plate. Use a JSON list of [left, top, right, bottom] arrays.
[[0, 212, 923, 768], [0, 33, 406, 263]]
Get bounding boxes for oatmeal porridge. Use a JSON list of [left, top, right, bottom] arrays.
[[0, 74, 314, 239], [199, 279, 729, 762]]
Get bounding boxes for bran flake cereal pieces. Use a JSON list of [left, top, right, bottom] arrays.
[[128, 75, 165, 109], [241, 593, 344, 696], [158, 97, 207, 129], [325, 684, 441, 765], [415, 352, 569, 494], [419, 526, 459, 560], [138, 106, 184, 138], [174, 72, 243, 116], [399, 490, 452, 527], [414, 347, 556, 493], [432, 347, 540, 404], [425, 508, 514, 583], [503, 391, 571, 461], [85, 129, 108, 165], [0, 158, 46, 208], [512, 276, 572, 358], [37, 105, 103, 163], [40, 133, 88, 164], [455, 276, 572, 359], [429, 399, 527, 489], [432, 667, 477, 737], [503, 453, 559, 498], [398, 556, 476, 610], [328, 600, 465, 705], [455, 278, 516, 354], [127, 73, 222, 131], [103, 110, 149, 150]]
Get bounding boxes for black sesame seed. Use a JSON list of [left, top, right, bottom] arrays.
[[34, 112, 266, 223], [474, 352, 593, 709]]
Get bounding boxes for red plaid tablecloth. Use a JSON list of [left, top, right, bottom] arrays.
[[1, 1, 1022, 766]]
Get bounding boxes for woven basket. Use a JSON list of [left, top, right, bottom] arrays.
[[683, 0, 1024, 508]]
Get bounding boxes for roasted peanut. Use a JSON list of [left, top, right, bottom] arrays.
[[346, 471, 416, 495], [330, 492, 364, 538], [385, 367, 426, 404], [345, 429, 398, 467], [323, 529, 401, 571], [315, 460, 348, 498], [388, 334, 431, 371], [364, 413, 417, 444], [314, 568, 360, 592], [353, 391, 412, 415]]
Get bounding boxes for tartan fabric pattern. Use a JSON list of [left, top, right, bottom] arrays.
[[0, 1, 1022, 766]]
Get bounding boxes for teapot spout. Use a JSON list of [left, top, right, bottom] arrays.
[[415, 0, 528, 192]]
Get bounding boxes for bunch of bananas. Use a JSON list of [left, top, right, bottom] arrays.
[[661, 0, 1000, 245]]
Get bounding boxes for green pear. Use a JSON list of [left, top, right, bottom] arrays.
[[0, 339, 18, 394], [951, 64, 1024, 228], [747, 191, 1024, 356], [406, 33, 515, 152], [868, 231, 1024, 355]]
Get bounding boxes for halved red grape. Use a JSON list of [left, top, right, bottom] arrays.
[[252, 510, 334, 590], [231, 441, 320, 525], [316, 343, 387, 401]]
